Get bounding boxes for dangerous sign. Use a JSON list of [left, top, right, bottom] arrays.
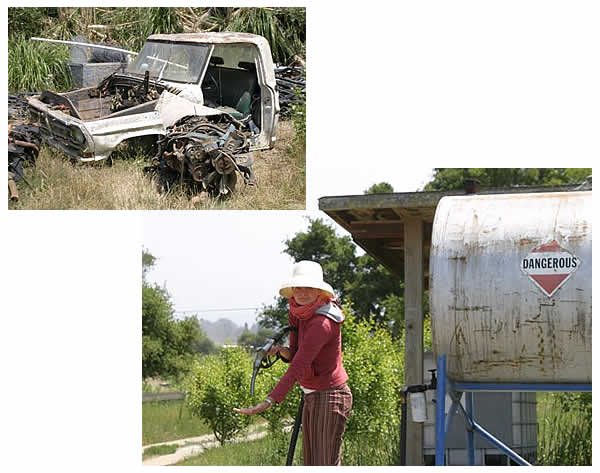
[[521, 240, 581, 297]]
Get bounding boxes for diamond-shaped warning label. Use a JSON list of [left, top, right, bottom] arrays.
[[521, 240, 581, 297]]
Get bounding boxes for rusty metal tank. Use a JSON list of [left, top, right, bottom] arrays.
[[429, 191, 592, 384]]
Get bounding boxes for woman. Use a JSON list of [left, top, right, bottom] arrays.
[[234, 260, 352, 466]]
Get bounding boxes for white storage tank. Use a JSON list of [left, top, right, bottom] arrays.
[[430, 191, 592, 384]]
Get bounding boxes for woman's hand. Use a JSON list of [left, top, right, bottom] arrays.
[[233, 399, 273, 416], [268, 344, 291, 360], [268, 343, 282, 356]]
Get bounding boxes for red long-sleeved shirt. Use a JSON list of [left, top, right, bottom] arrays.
[[268, 312, 348, 403]]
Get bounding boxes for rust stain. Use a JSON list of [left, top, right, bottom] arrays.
[[471, 355, 543, 369], [448, 255, 467, 262], [450, 305, 491, 312]]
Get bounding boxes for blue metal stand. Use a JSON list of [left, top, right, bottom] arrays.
[[434, 354, 592, 466]]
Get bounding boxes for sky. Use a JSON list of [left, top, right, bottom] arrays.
[[3, 2, 597, 470]]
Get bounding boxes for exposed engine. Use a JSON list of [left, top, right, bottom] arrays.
[[144, 114, 256, 197]]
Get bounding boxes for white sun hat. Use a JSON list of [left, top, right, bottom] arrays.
[[279, 260, 335, 299]]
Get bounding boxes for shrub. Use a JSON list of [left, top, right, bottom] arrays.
[[252, 358, 303, 435], [185, 347, 256, 445], [341, 308, 404, 441]]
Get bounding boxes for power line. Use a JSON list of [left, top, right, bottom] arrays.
[[174, 307, 261, 314]]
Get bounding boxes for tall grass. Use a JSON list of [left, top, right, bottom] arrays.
[[8, 39, 72, 93], [9, 7, 306, 65], [8, 122, 305, 210], [537, 393, 592, 465], [143, 400, 212, 446], [342, 432, 402, 466], [220, 8, 306, 64], [100, 7, 185, 52]]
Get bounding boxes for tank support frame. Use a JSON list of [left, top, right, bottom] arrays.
[[434, 354, 592, 466]]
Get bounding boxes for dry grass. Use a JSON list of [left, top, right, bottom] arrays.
[[8, 121, 305, 210]]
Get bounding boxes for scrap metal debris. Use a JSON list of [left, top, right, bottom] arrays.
[[275, 65, 305, 117], [90, 71, 174, 114], [8, 94, 38, 122], [8, 123, 41, 201], [144, 114, 256, 197]]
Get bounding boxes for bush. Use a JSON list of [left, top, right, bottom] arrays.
[[340, 307, 404, 464], [185, 348, 256, 445], [253, 360, 303, 436]]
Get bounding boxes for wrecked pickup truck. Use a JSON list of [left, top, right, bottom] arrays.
[[27, 32, 280, 195]]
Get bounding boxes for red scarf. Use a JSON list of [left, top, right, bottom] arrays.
[[289, 294, 333, 320]]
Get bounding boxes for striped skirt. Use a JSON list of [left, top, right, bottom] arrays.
[[302, 383, 352, 466]]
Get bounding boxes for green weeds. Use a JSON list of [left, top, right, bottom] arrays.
[[537, 393, 591, 465], [176, 430, 303, 466], [8, 39, 72, 93], [142, 400, 211, 446]]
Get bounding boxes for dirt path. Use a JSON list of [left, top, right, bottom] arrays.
[[142, 423, 268, 466]]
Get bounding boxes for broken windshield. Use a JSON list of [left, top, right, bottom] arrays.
[[126, 41, 211, 84]]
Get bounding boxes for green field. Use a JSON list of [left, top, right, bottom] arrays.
[[142, 400, 212, 446]]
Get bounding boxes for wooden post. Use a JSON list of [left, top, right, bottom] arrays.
[[404, 216, 424, 465]]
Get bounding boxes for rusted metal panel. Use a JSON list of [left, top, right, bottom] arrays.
[[430, 191, 592, 384]]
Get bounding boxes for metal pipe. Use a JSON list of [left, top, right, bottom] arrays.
[[286, 394, 304, 465], [471, 420, 532, 466], [445, 398, 460, 435], [8, 172, 19, 201], [400, 391, 407, 465], [465, 392, 475, 466], [435, 355, 447, 465], [30, 37, 137, 56], [453, 385, 533, 466], [454, 382, 592, 392]]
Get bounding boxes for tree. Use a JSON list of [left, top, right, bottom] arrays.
[[423, 168, 592, 191], [257, 218, 403, 333], [142, 247, 156, 280], [186, 347, 255, 445], [284, 218, 358, 295], [142, 249, 215, 379], [364, 182, 394, 194], [340, 304, 404, 465], [237, 327, 275, 348]]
